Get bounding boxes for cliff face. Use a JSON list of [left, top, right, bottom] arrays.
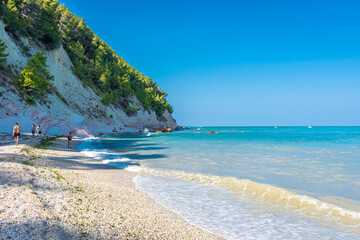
[[0, 21, 177, 135]]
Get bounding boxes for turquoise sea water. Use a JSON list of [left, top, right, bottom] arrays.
[[80, 127, 360, 239]]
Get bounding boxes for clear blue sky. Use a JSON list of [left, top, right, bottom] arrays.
[[60, 0, 360, 126]]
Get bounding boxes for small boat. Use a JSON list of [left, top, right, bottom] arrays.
[[274, 126, 278, 129], [308, 126, 312, 129]]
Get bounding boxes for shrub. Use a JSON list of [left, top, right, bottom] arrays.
[[0, 39, 9, 68], [25, 96, 36, 105], [101, 92, 117, 105], [127, 103, 137, 116]]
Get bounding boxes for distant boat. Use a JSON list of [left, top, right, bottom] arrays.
[[308, 126, 312, 128], [274, 126, 278, 129]]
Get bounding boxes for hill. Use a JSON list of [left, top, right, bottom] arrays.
[[0, 0, 177, 134]]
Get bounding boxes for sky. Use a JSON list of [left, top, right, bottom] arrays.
[[60, 0, 360, 126]]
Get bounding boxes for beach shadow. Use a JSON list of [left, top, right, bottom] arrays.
[[0, 219, 133, 239], [0, 163, 53, 190], [83, 136, 168, 152], [0, 220, 75, 239], [0, 134, 169, 172], [0, 149, 117, 171]]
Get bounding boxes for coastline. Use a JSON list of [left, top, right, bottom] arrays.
[[0, 134, 223, 239]]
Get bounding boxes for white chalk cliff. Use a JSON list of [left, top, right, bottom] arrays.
[[0, 21, 177, 135]]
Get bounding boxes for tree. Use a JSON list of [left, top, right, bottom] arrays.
[[0, 39, 9, 68], [18, 52, 54, 98], [2, 0, 28, 36], [32, 0, 61, 48], [68, 41, 84, 60]]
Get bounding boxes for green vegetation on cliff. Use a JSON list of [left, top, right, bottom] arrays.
[[18, 52, 54, 101], [0, 39, 8, 67], [0, 0, 173, 118]]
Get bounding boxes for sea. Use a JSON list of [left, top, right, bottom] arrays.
[[79, 126, 360, 239]]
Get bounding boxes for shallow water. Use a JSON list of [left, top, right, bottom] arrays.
[[80, 127, 360, 239]]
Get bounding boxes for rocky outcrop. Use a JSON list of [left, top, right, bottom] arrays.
[[0, 21, 177, 135]]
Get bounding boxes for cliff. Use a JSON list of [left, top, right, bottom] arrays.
[[0, 21, 177, 135]]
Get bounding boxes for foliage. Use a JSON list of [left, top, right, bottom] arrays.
[[0, 0, 174, 118], [128, 103, 137, 115], [55, 3, 173, 117], [0, 39, 9, 67], [29, 0, 61, 49], [25, 95, 36, 104], [1, 0, 60, 48], [34, 136, 56, 148], [101, 91, 118, 105], [18, 52, 54, 98], [2, 0, 27, 36]]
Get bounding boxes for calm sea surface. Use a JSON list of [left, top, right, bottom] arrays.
[[80, 127, 360, 239]]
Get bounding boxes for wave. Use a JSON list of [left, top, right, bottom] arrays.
[[140, 168, 360, 230], [78, 137, 360, 232], [80, 139, 141, 171]]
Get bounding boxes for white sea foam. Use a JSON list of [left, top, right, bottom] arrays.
[[80, 140, 141, 171], [124, 165, 142, 172], [135, 172, 360, 239], [82, 150, 112, 159], [102, 157, 130, 164], [82, 135, 97, 140], [137, 167, 360, 234]]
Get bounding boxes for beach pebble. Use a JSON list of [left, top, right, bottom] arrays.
[[0, 136, 223, 239]]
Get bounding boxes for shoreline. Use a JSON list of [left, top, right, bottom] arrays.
[[0, 134, 223, 239]]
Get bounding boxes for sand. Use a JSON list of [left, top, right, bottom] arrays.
[[0, 133, 224, 239]]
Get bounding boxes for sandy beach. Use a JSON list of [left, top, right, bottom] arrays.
[[0, 134, 223, 240]]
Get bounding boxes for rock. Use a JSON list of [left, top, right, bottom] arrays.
[[157, 127, 172, 133]]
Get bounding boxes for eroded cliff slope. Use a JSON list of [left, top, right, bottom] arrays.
[[0, 21, 176, 134]]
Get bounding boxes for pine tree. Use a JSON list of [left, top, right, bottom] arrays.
[[32, 0, 61, 48], [18, 52, 54, 97], [0, 39, 9, 68], [2, 0, 27, 35]]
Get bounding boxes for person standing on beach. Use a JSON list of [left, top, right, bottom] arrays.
[[37, 125, 42, 135], [31, 124, 36, 136], [67, 132, 72, 148], [13, 123, 21, 146]]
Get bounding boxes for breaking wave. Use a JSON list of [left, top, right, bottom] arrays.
[[140, 168, 360, 230]]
